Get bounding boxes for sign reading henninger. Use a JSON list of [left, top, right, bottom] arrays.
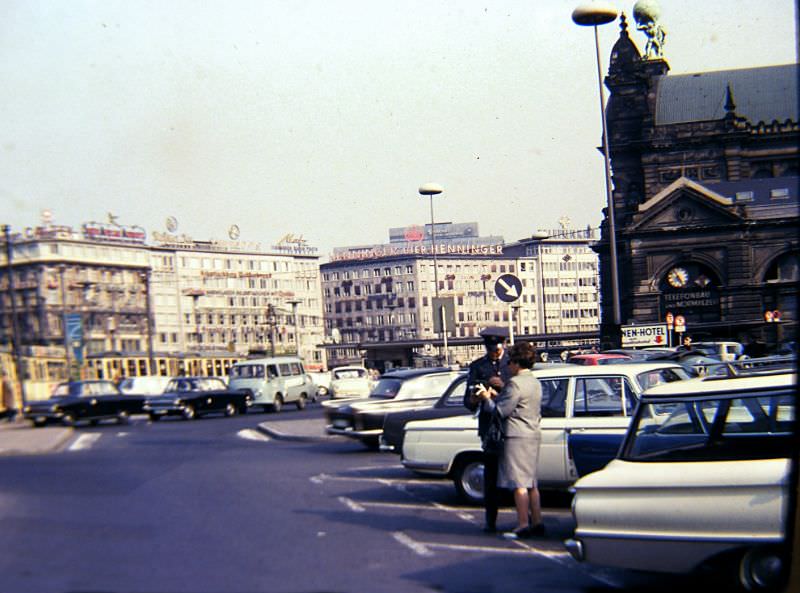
[[621, 324, 668, 347]]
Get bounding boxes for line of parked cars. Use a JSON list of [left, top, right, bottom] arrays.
[[23, 355, 325, 427], [322, 350, 796, 592]]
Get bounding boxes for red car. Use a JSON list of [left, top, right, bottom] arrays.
[[568, 353, 632, 366]]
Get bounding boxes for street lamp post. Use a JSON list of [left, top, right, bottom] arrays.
[[572, 2, 622, 341], [418, 183, 449, 365], [140, 270, 155, 375]]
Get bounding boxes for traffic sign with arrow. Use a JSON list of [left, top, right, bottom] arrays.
[[494, 274, 522, 303]]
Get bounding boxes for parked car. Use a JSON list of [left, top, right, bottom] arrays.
[[117, 375, 173, 396], [308, 370, 332, 398], [328, 366, 374, 399], [228, 356, 315, 412], [401, 362, 690, 504], [23, 380, 145, 427], [380, 374, 473, 453], [323, 367, 463, 447], [691, 340, 745, 361], [142, 377, 252, 420], [565, 365, 796, 592], [568, 353, 632, 365]]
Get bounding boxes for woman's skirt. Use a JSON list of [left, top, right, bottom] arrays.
[[498, 435, 541, 489]]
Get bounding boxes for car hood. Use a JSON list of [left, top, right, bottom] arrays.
[[351, 397, 440, 415]]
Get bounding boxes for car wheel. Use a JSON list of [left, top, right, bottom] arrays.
[[224, 402, 237, 417], [32, 419, 46, 428], [61, 413, 76, 427], [182, 405, 196, 420], [117, 410, 130, 425], [149, 413, 160, 422], [296, 393, 307, 410], [453, 455, 485, 505], [89, 419, 99, 426], [271, 394, 283, 413], [738, 546, 786, 592]]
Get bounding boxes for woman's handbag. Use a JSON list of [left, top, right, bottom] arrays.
[[482, 411, 505, 453]]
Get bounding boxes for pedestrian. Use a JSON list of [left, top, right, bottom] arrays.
[[475, 341, 544, 539], [1, 370, 17, 423], [464, 326, 512, 533]]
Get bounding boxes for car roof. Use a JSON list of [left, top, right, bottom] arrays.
[[380, 367, 462, 379], [531, 361, 683, 378], [641, 371, 795, 398]]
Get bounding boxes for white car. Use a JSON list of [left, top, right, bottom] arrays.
[[328, 366, 374, 399], [117, 375, 174, 396], [565, 366, 796, 592], [401, 362, 690, 503]]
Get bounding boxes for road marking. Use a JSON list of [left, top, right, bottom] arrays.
[[237, 429, 271, 442], [68, 433, 101, 451], [392, 532, 434, 557], [338, 496, 366, 513]]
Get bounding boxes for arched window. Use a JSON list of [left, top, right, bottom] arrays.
[[763, 252, 798, 322]]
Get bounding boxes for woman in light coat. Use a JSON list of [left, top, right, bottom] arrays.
[[476, 341, 543, 538]]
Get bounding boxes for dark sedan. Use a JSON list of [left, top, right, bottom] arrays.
[[23, 380, 144, 427], [143, 377, 251, 421], [323, 367, 463, 448], [379, 375, 469, 453]]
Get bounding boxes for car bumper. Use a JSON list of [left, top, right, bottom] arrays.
[[143, 404, 183, 415], [325, 425, 382, 439], [23, 411, 64, 423]]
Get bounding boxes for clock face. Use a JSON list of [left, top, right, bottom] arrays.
[[667, 267, 689, 288]]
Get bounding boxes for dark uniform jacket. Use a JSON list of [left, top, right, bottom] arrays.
[[464, 351, 512, 440]]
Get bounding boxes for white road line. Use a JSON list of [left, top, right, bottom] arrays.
[[432, 501, 475, 521], [338, 496, 366, 513], [392, 532, 434, 557], [68, 433, 101, 451], [237, 429, 271, 442]]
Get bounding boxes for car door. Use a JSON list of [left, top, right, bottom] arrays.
[[278, 363, 297, 402], [564, 374, 637, 481], [537, 377, 571, 485]]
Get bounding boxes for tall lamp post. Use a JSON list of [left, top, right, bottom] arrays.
[[418, 183, 448, 364], [572, 2, 622, 339]]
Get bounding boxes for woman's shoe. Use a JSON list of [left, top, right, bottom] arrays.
[[502, 526, 533, 540]]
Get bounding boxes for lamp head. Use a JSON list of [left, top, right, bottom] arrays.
[[572, 2, 618, 26], [419, 183, 444, 196]]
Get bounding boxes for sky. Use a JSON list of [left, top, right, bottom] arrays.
[[1, 1, 797, 258]]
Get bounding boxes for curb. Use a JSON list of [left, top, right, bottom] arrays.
[[256, 421, 338, 443]]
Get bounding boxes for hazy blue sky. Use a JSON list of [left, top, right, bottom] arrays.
[[1, 1, 797, 257]]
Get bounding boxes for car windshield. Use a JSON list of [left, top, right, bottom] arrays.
[[636, 367, 689, 391], [230, 364, 264, 379], [334, 368, 367, 379], [369, 378, 403, 399], [621, 390, 795, 463]]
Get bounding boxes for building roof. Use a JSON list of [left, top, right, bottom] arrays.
[[655, 64, 799, 125]]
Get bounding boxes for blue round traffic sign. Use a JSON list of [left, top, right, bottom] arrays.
[[494, 274, 522, 303]]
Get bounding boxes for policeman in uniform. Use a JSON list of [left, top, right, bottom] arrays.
[[464, 326, 512, 533]]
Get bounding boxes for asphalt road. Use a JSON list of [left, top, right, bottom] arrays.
[[0, 405, 712, 593]]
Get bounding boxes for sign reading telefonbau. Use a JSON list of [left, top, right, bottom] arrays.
[[621, 324, 668, 347], [65, 313, 84, 364]]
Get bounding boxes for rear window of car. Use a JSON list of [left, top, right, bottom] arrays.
[[622, 391, 795, 462], [396, 372, 461, 400], [369, 378, 403, 399], [636, 367, 689, 391], [334, 368, 367, 379]]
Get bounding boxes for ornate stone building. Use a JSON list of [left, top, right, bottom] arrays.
[[595, 15, 798, 349]]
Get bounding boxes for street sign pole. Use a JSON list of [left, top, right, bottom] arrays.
[[508, 304, 514, 346]]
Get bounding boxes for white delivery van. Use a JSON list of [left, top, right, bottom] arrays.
[[228, 357, 315, 412]]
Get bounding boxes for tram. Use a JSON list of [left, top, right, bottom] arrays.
[[0, 348, 243, 402]]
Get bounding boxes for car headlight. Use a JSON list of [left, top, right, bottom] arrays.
[[24, 406, 31, 413], [51, 405, 60, 412], [254, 389, 262, 397], [174, 398, 182, 405]]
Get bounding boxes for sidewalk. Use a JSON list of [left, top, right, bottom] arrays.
[[0, 420, 73, 456], [256, 415, 338, 443]]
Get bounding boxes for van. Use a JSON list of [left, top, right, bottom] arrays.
[[228, 357, 314, 413]]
